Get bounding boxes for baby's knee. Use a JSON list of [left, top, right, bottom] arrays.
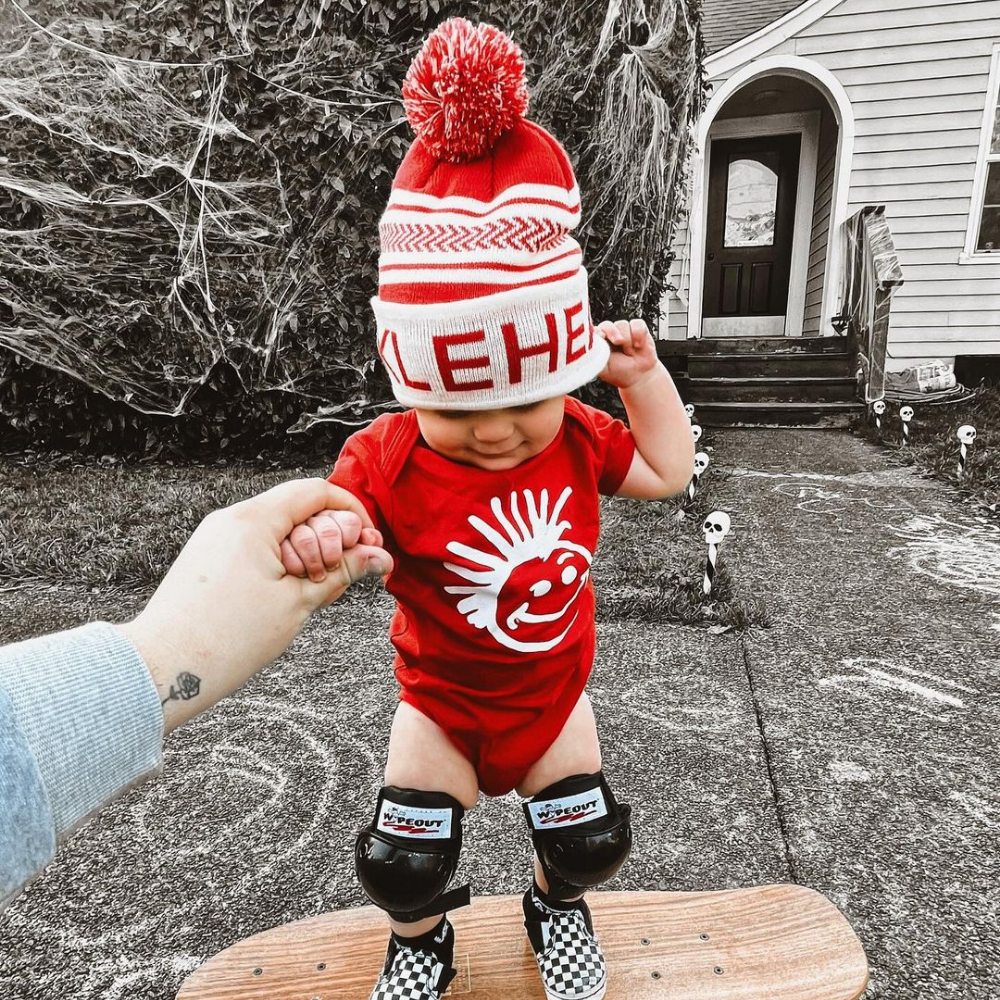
[[522, 770, 633, 900], [355, 785, 468, 922]]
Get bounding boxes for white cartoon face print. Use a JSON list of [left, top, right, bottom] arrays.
[[443, 487, 592, 653], [499, 546, 592, 634]]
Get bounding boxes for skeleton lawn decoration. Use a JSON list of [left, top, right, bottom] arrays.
[[956, 425, 977, 478], [684, 403, 696, 422], [872, 399, 886, 433], [899, 405, 914, 445], [687, 451, 710, 503], [702, 510, 731, 596], [691, 423, 703, 444]]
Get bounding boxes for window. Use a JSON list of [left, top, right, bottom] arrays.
[[976, 109, 1000, 251], [969, 43, 1000, 256], [724, 152, 778, 248]]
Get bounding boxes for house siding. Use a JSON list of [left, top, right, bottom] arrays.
[[662, 195, 692, 341], [667, 0, 1000, 363]]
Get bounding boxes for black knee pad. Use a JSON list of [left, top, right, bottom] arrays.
[[522, 771, 632, 900], [355, 785, 469, 922]]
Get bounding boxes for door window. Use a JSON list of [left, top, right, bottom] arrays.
[[724, 151, 779, 248]]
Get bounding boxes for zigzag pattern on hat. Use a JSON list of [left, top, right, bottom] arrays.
[[381, 218, 568, 254]]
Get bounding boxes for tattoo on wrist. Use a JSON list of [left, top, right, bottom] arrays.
[[161, 671, 202, 706]]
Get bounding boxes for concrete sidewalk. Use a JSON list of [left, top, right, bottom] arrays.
[[0, 429, 997, 999], [706, 429, 999, 1000]]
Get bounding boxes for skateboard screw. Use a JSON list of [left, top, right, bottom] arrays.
[[700, 933, 710, 941], [252, 968, 262, 976], [651, 972, 661, 980], [641, 938, 650, 946], [317, 964, 326, 971], [714, 966, 725, 975]]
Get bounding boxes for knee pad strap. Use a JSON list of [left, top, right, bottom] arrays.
[[355, 785, 470, 922], [522, 771, 633, 900]]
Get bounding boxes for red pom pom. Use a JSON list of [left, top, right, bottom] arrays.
[[402, 18, 529, 163]]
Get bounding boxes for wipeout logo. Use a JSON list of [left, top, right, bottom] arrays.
[[527, 788, 608, 829], [377, 800, 453, 839]]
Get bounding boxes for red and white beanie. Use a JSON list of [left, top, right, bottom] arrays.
[[372, 17, 609, 411]]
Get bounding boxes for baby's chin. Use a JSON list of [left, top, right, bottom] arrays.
[[459, 449, 529, 471], [466, 455, 528, 471], [448, 441, 540, 471]]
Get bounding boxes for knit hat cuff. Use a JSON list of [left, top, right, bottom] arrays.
[[372, 268, 610, 410]]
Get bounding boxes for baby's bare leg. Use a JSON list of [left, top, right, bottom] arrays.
[[516, 691, 602, 898], [383, 701, 479, 937]]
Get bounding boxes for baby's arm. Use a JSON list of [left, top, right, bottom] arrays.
[[597, 319, 696, 499], [280, 509, 386, 582]]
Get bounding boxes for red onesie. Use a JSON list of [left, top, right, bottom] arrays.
[[328, 396, 636, 796]]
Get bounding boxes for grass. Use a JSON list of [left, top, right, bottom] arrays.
[[0, 451, 768, 630], [0, 455, 302, 589], [595, 492, 770, 630], [851, 384, 1000, 511]]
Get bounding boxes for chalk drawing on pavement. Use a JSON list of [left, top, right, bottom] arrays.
[[818, 657, 974, 723], [770, 481, 913, 518], [828, 759, 873, 783], [81, 954, 204, 1000], [611, 676, 744, 734], [886, 513, 1000, 598], [948, 788, 998, 830], [729, 467, 944, 491], [1, 692, 378, 999]]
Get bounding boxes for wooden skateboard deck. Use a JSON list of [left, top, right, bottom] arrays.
[[176, 884, 869, 1000]]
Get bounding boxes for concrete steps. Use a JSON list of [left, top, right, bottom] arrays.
[[687, 375, 857, 403], [658, 337, 863, 427], [689, 400, 864, 428], [659, 335, 852, 356], [687, 351, 855, 378]]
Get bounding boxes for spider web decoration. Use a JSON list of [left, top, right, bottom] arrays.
[[0, 0, 704, 445], [0, 3, 282, 415], [0, 0, 400, 427]]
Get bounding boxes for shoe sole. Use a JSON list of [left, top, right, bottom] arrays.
[[541, 976, 608, 1000]]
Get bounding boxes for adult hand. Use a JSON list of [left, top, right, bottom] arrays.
[[116, 479, 393, 733]]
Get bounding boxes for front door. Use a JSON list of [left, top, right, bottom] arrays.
[[703, 133, 800, 337]]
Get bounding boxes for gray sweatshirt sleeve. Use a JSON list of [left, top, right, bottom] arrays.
[[0, 621, 164, 913]]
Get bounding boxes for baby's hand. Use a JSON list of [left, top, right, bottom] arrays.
[[280, 510, 384, 583], [596, 319, 659, 390]]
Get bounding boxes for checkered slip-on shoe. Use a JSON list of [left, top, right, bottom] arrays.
[[368, 926, 457, 1000], [522, 888, 608, 1000]]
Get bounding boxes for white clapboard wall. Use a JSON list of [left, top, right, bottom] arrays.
[[661, 0, 1000, 367]]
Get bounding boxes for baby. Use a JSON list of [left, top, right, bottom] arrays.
[[282, 18, 694, 1000]]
